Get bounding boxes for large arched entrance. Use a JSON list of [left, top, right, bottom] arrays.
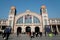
[[17, 27, 22, 33], [35, 27, 40, 32], [26, 26, 31, 32]]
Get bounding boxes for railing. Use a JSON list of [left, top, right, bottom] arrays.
[[49, 22, 60, 24]]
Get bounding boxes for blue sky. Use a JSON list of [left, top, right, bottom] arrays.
[[0, 0, 60, 19]]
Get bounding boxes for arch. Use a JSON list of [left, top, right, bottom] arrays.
[[25, 26, 31, 32], [33, 16, 40, 23], [35, 26, 40, 32], [16, 16, 23, 24], [2, 26, 7, 30], [16, 15, 40, 24], [17, 27, 22, 33], [15, 12, 41, 24]]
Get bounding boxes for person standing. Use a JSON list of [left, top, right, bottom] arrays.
[[3, 27, 11, 40], [17, 29, 19, 37], [54, 30, 58, 36]]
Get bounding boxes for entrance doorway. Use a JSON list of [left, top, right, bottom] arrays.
[[2, 26, 6, 30], [26, 26, 31, 32], [35, 27, 40, 32], [17, 27, 22, 33]]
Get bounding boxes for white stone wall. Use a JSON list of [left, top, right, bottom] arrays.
[[14, 25, 42, 33]]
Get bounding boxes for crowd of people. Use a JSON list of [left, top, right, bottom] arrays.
[[0, 26, 58, 40]]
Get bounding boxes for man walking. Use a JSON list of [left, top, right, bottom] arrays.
[[3, 27, 11, 40]]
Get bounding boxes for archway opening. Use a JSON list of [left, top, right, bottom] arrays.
[[26, 26, 31, 32], [35, 27, 40, 32], [2, 26, 6, 30], [17, 27, 22, 33]]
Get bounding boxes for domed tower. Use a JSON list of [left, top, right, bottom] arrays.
[[40, 5, 47, 14], [8, 6, 16, 31], [40, 5, 49, 30], [10, 6, 16, 15]]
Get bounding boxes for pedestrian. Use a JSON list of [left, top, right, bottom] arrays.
[[33, 32, 35, 37], [35, 32, 38, 37], [31, 32, 34, 38], [45, 26, 51, 36], [17, 30, 19, 37], [17, 28, 20, 37], [54, 30, 58, 36], [39, 32, 42, 37], [45, 31, 46, 36], [28, 32, 31, 36], [3, 27, 11, 40]]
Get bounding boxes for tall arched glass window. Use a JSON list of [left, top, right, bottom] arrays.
[[17, 16, 23, 24], [33, 16, 40, 23], [25, 15, 32, 24], [16, 15, 40, 24]]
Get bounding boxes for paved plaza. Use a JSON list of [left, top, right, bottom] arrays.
[[0, 33, 60, 40]]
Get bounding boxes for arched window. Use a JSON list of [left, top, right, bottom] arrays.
[[33, 16, 40, 23], [25, 15, 32, 24], [26, 26, 31, 32], [16, 15, 40, 24], [16, 16, 23, 24]]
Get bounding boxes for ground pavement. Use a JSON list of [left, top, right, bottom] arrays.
[[0, 33, 60, 40]]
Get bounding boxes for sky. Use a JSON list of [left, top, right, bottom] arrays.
[[0, 0, 60, 19]]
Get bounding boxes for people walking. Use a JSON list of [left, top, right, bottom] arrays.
[[54, 30, 58, 36], [35, 32, 38, 37], [3, 27, 11, 40], [17, 30, 19, 37], [39, 32, 42, 37], [17, 27, 21, 37]]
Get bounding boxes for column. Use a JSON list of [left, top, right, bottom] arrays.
[[23, 16, 25, 23], [51, 25, 53, 32], [23, 16, 25, 32], [56, 25, 59, 33], [32, 16, 33, 23], [22, 26, 25, 32]]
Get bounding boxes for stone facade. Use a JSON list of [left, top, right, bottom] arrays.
[[0, 5, 60, 33]]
